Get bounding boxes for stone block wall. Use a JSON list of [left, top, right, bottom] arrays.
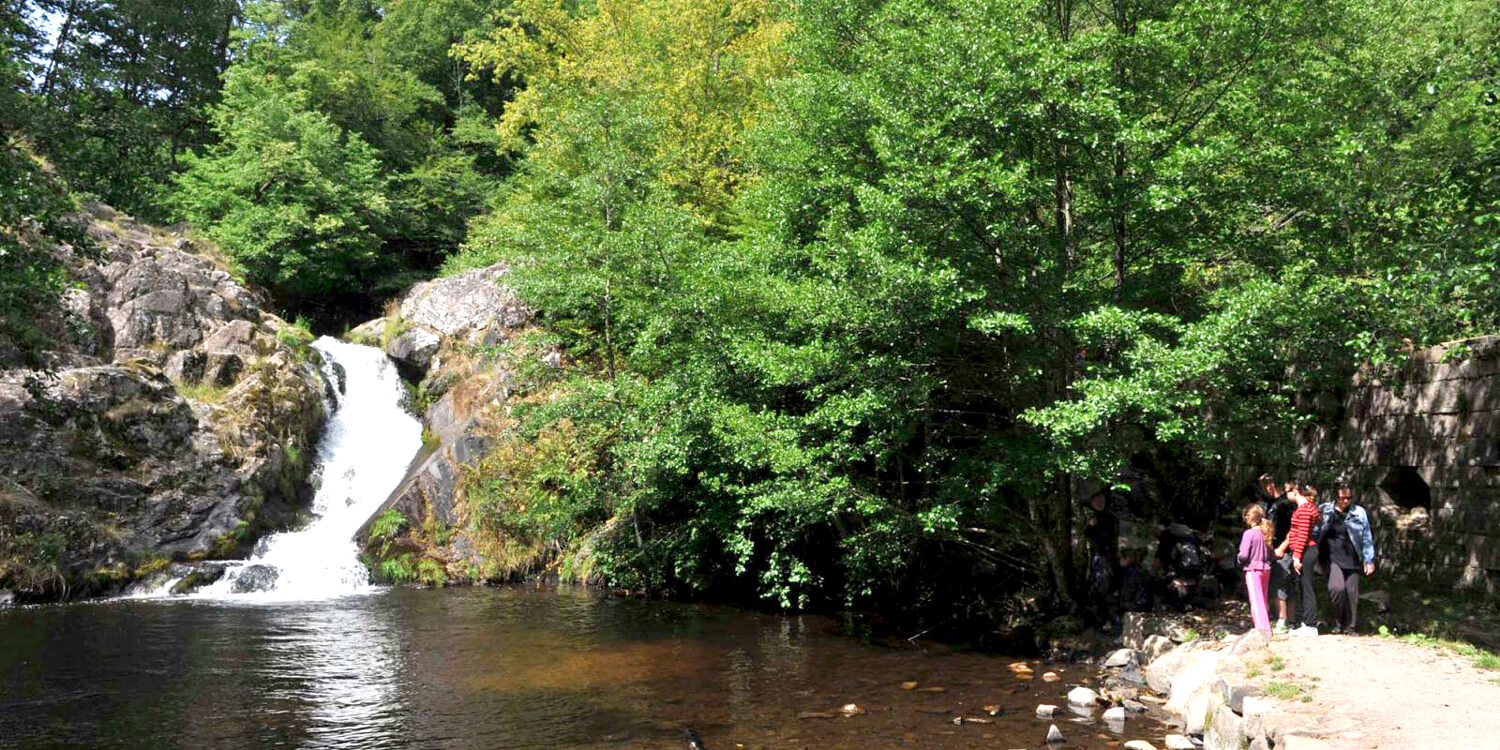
[[1297, 335, 1500, 592]]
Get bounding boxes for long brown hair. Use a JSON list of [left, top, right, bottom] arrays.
[[1244, 503, 1273, 547]]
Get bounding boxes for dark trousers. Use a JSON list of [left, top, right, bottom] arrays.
[[1328, 564, 1362, 631], [1297, 546, 1320, 627]]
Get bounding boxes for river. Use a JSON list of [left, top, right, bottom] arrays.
[[0, 587, 1157, 748]]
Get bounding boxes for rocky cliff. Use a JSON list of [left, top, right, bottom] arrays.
[[346, 263, 544, 583], [0, 203, 328, 600]]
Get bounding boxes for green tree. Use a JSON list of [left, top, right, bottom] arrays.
[[1, 3, 83, 361], [30, 0, 240, 217], [173, 61, 388, 305]]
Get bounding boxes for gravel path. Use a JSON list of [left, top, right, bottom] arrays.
[[1255, 632, 1500, 749]]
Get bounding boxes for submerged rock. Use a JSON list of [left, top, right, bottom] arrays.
[[169, 563, 227, 595], [230, 564, 280, 594]]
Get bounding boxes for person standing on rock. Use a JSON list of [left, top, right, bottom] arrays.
[[1238, 503, 1275, 637], [1314, 484, 1377, 634], [1286, 484, 1322, 636]]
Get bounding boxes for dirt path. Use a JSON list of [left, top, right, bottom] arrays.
[[1249, 632, 1500, 749]]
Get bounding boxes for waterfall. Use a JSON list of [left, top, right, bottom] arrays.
[[190, 337, 423, 600]]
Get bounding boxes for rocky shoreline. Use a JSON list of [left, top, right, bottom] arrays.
[[1027, 609, 1339, 750]]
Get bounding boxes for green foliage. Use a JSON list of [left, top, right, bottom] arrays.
[[1390, 629, 1500, 671], [26, 0, 240, 218], [415, 557, 447, 587], [443, 0, 1500, 624], [172, 58, 390, 305], [377, 553, 418, 584], [369, 509, 408, 545]]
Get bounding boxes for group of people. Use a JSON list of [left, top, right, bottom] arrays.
[[1237, 474, 1378, 638]]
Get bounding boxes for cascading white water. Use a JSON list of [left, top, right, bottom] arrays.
[[191, 337, 423, 600]]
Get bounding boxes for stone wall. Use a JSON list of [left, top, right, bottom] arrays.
[[1296, 335, 1500, 592]]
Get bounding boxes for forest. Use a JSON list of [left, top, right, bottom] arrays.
[[2, 0, 1497, 629]]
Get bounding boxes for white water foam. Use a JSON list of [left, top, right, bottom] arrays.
[[184, 337, 422, 601]]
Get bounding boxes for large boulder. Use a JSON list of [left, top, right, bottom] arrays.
[[376, 263, 530, 379], [0, 203, 328, 601], [351, 264, 544, 582]]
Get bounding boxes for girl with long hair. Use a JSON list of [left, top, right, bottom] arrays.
[[1238, 503, 1275, 636]]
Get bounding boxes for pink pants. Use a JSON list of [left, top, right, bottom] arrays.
[[1245, 569, 1272, 634]]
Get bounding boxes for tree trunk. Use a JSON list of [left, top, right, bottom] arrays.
[[1112, 141, 1128, 293], [40, 0, 81, 98]]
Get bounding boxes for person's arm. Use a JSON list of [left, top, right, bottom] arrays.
[[1237, 530, 1252, 567], [1288, 506, 1309, 572], [1359, 507, 1377, 575]]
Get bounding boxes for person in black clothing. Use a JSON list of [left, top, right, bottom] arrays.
[[1264, 479, 1298, 631], [1256, 473, 1282, 516], [1084, 491, 1119, 626], [1317, 485, 1378, 633]]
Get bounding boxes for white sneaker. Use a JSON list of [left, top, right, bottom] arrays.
[[1291, 624, 1318, 638], [1273, 620, 1288, 634]]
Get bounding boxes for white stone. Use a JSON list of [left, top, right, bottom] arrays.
[[1165, 650, 1223, 714], [1146, 641, 1200, 694], [1164, 735, 1196, 750], [1241, 696, 1271, 741], [1186, 690, 1225, 739], [1105, 648, 1141, 668], [1068, 686, 1100, 706], [1124, 742, 1159, 750], [1105, 706, 1127, 722], [1046, 724, 1065, 744], [1036, 704, 1058, 718]]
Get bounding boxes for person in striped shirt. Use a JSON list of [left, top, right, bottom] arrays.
[[1286, 484, 1322, 636]]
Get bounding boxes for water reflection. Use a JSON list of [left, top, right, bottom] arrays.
[[0, 588, 1162, 749]]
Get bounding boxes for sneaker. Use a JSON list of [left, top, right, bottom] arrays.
[[1291, 624, 1318, 638], [1273, 620, 1288, 634]]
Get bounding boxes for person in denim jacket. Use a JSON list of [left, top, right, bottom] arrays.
[[1315, 484, 1377, 633]]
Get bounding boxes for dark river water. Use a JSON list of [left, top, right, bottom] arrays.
[[0, 587, 1157, 749]]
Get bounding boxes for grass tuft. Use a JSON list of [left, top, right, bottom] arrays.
[[1264, 681, 1311, 701]]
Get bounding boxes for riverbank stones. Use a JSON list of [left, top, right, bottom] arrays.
[[1067, 686, 1100, 706], [1143, 634, 1177, 661]]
